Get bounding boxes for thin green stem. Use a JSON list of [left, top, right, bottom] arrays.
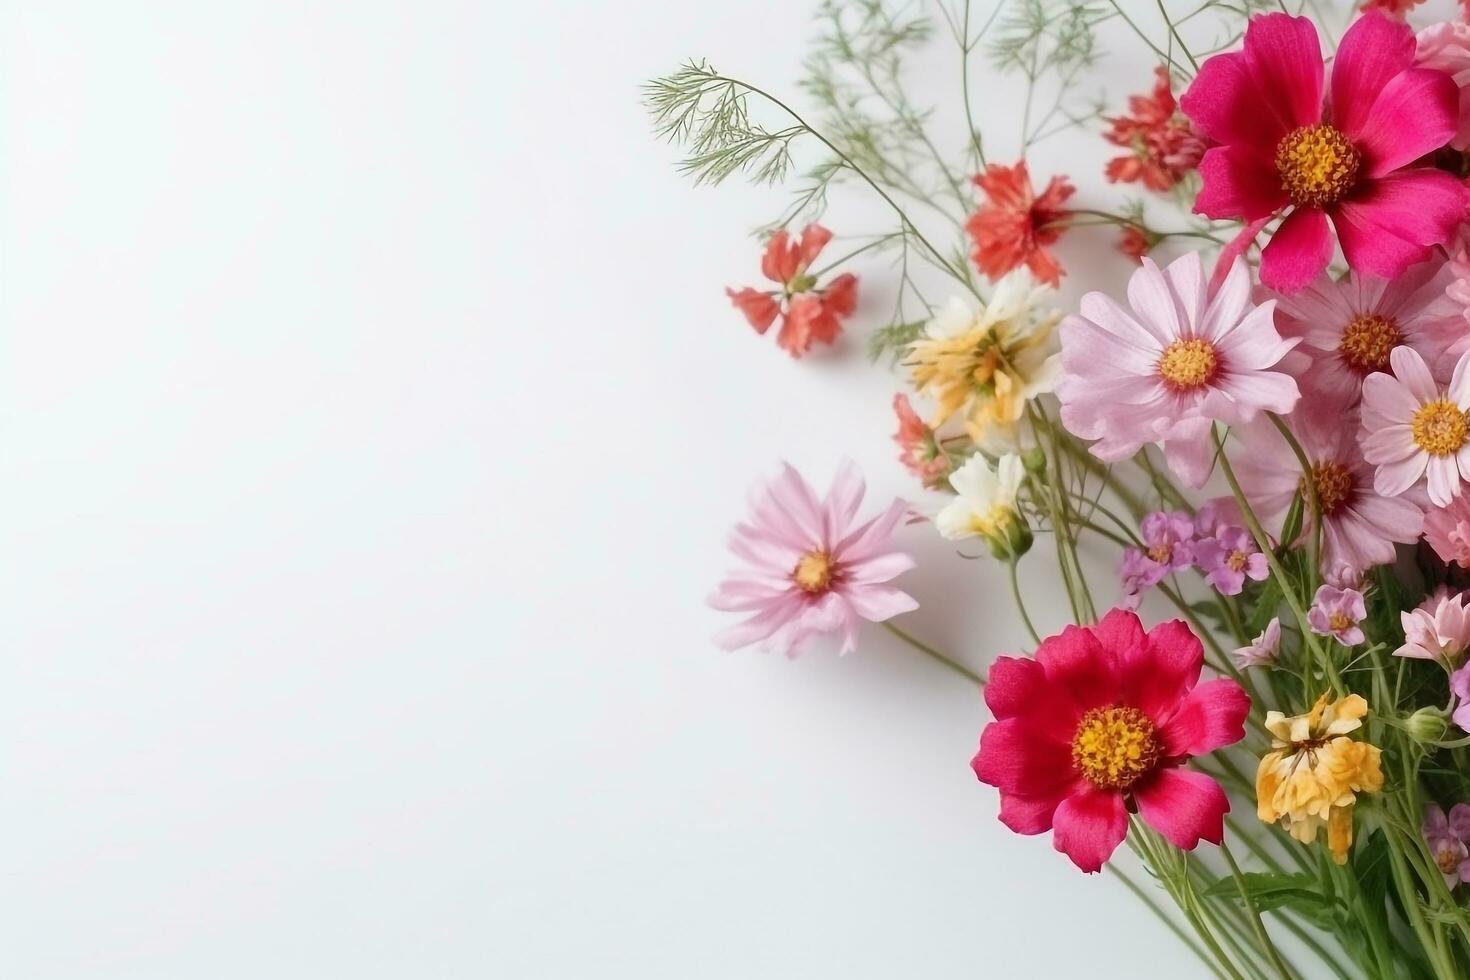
[[1007, 559, 1041, 644], [881, 621, 984, 686], [1221, 842, 1294, 980]]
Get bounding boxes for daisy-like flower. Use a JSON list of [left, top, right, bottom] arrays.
[[1424, 494, 1470, 567], [935, 454, 1031, 560], [1233, 408, 1422, 574], [1193, 525, 1269, 596], [726, 224, 858, 358], [1257, 692, 1385, 865], [1361, 346, 1470, 507], [1057, 252, 1299, 488], [1103, 67, 1206, 192], [1418, 22, 1470, 152], [1423, 804, 1470, 888], [891, 394, 951, 488], [1308, 584, 1368, 646], [907, 273, 1060, 443], [973, 609, 1249, 872], [1395, 588, 1470, 662], [1180, 12, 1467, 293], [1234, 618, 1281, 669], [966, 160, 1074, 286], [1269, 258, 1459, 406], [709, 462, 917, 656]]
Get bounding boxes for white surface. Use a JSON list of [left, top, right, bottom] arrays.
[[0, 2, 1219, 977]]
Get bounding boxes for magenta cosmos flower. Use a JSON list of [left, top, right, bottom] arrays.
[[1058, 252, 1298, 488], [973, 609, 1249, 872], [1181, 12, 1467, 293], [709, 462, 917, 656], [1361, 346, 1470, 506], [1233, 408, 1422, 573]]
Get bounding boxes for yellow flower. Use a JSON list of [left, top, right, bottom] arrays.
[[907, 272, 1060, 443], [1256, 692, 1384, 865]]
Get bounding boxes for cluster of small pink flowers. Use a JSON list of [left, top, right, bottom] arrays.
[[1118, 503, 1267, 609]]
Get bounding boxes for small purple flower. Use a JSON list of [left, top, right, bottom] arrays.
[[1307, 585, 1367, 646], [1194, 525, 1269, 596], [1117, 510, 1195, 608], [1453, 663, 1470, 732], [1423, 804, 1470, 888], [1194, 497, 1243, 538], [1233, 618, 1280, 669], [1322, 562, 1364, 591]]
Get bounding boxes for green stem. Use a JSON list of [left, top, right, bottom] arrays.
[[1007, 559, 1041, 644], [1221, 842, 1295, 980], [881, 621, 984, 686]]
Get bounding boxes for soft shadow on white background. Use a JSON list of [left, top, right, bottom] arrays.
[[0, 1, 1257, 976]]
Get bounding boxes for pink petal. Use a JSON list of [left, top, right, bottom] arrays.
[[836, 497, 909, 563], [1157, 678, 1251, 756], [713, 595, 803, 651], [1331, 10, 1418, 141], [708, 577, 793, 612], [1392, 345, 1439, 402], [1035, 623, 1121, 707], [973, 719, 1078, 798], [1375, 453, 1429, 497], [1353, 68, 1460, 178], [1428, 455, 1463, 507], [822, 459, 866, 542], [1133, 768, 1229, 851], [1349, 493, 1423, 541], [1213, 370, 1301, 423], [841, 583, 918, 623], [768, 463, 827, 546], [795, 224, 833, 270], [1361, 370, 1421, 426], [1361, 424, 1416, 463], [845, 551, 915, 585], [1448, 803, 1470, 840], [1161, 421, 1217, 489], [1334, 170, 1470, 279], [1194, 145, 1288, 221], [1051, 785, 1129, 873], [1120, 619, 1205, 720], [1260, 208, 1334, 294]]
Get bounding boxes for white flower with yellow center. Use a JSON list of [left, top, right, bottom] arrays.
[[936, 454, 1029, 558]]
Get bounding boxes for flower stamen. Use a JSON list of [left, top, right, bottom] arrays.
[[1275, 124, 1361, 207], [1411, 400, 1470, 456], [792, 551, 834, 594], [1071, 705, 1160, 790], [1338, 314, 1400, 374], [1302, 461, 1354, 517], [1157, 338, 1219, 391]]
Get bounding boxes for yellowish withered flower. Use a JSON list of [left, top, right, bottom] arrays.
[[907, 271, 1060, 443], [1256, 692, 1384, 865]]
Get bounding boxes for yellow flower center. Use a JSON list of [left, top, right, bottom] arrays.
[[1157, 338, 1219, 391], [1338, 314, 1400, 374], [1147, 543, 1174, 564], [1328, 611, 1353, 633], [1302, 461, 1354, 517], [1226, 550, 1248, 572], [1437, 843, 1463, 875], [791, 550, 834, 594], [1411, 400, 1470, 456], [1275, 124, 1361, 207], [1071, 705, 1160, 790]]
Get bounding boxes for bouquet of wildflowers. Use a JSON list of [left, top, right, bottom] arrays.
[[648, 1, 1470, 976]]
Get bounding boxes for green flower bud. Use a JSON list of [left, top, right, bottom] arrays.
[[1404, 707, 1449, 745]]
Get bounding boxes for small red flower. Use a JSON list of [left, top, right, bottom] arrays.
[[1361, 0, 1424, 16], [973, 609, 1250, 872], [966, 161, 1074, 287], [725, 224, 859, 358], [1116, 225, 1153, 263], [892, 393, 950, 486], [1103, 67, 1206, 192]]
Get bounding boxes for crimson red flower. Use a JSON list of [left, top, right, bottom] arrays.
[[1180, 12, 1468, 293], [965, 161, 1074, 287], [725, 224, 858, 358], [973, 609, 1250, 872], [1103, 67, 1206, 192]]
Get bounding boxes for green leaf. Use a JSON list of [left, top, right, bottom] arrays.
[[1202, 871, 1339, 929]]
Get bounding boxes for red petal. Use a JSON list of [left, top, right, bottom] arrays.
[[1353, 68, 1459, 178], [1330, 10, 1417, 141], [725, 287, 780, 333], [984, 655, 1082, 743], [1034, 624, 1120, 707], [998, 786, 1076, 835], [1194, 145, 1287, 221], [972, 719, 1076, 797], [1134, 767, 1230, 850], [796, 224, 833, 269], [761, 231, 798, 284], [1259, 207, 1334, 293], [820, 273, 858, 317], [1334, 170, 1470, 279], [1051, 785, 1129, 873], [1157, 678, 1251, 757], [1120, 619, 1203, 721]]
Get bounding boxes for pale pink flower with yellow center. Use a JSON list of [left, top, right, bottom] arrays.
[[1361, 346, 1470, 507], [1193, 525, 1268, 596], [709, 462, 917, 656], [1117, 511, 1195, 608], [1418, 23, 1470, 152], [1234, 618, 1281, 669], [1425, 494, 1470, 568], [1058, 253, 1298, 488], [1308, 584, 1367, 646], [1233, 408, 1423, 574], [1395, 588, 1470, 662]]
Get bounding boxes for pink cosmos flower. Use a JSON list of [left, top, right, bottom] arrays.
[[1419, 23, 1470, 152], [709, 461, 917, 656], [973, 609, 1249, 873], [1308, 584, 1368, 646], [1057, 252, 1298, 487], [1234, 618, 1281, 669], [1423, 804, 1470, 888], [1361, 346, 1470, 507], [1395, 588, 1470, 661], [726, 224, 859, 358], [1425, 494, 1470, 568], [1117, 511, 1196, 608], [1268, 258, 1460, 406], [1193, 525, 1269, 595], [1180, 12, 1467, 293], [1232, 404, 1423, 574]]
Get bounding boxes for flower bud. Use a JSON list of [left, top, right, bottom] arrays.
[[1021, 447, 1048, 477], [1404, 706, 1449, 745]]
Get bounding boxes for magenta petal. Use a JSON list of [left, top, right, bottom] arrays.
[[985, 656, 1083, 744], [1134, 768, 1230, 851], [1034, 624, 1120, 706], [1194, 145, 1289, 220], [1331, 10, 1418, 140], [1260, 208, 1334, 293], [973, 719, 1076, 797], [1051, 786, 1129, 873], [1091, 607, 1147, 660], [1239, 13, 1326, 135], [1334, 171, 1470, 279], [1120, 619, 1205, 720], [1157, 678, 1251, 757], [998, 789, 1073, 835], [1353, 68, 1459, 178]]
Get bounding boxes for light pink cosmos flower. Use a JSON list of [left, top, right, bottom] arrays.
[[1058, 253, 1298, 488], [1117, 511, 1196, 608], [1395, 588, 1470, 662], [1193, 526, 1268, 596], [1418, 23, 1470, 152], [1425, 494, 1470, 568], [1233, 408, 1423, 574], [1234, 618, 1281, 669], [1308, 585, 1367, 646], [1423, 804, 1470, 888], [1361, 346, 1470, 507], [1268, 258, 1459, 406], [709, 461, 917, 656]]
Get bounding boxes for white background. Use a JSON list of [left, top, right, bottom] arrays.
[[0, 1, 1306, 976]]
